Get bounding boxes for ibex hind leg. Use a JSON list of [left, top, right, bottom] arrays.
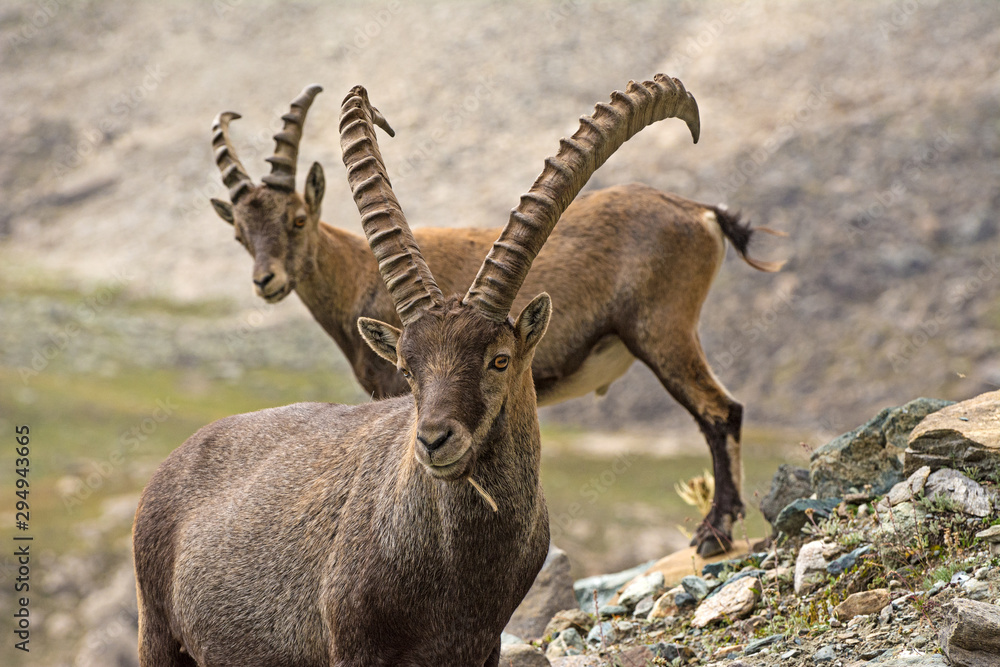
[[623, 328, 745, 558], [483, 638, 501, 667]]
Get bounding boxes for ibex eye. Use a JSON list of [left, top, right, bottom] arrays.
[[491, 355, 510, 371], [293, 215, 307, 228], [400, 368, 412, 379]]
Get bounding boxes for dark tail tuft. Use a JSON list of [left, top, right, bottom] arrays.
[[711, 205, 786, 273]]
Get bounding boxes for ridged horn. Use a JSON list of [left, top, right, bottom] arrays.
[[211, 111, 254, 203], [464, 74, 700, 322], [262, 84, 324, 192], [339, 85, 443, 326]]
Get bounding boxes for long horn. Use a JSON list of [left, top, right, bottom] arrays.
[[464, 74, 700, 322], [339, 85, 444, 325], [262, 84, 324, 192], [211, 111, 254, 203]]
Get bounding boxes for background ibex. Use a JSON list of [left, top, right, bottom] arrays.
[[133, 75, 699, 665], [211, 81, 780, 556]]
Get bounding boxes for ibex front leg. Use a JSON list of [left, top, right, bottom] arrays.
[[483, 638, 501, 667], [623, 326, 744, 558]]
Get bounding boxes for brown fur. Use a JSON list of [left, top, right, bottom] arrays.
[[133, 296, 552, 666], [218, 180, 779, 555]]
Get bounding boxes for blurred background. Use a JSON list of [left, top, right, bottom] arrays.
[[1, 0, 998, 663]]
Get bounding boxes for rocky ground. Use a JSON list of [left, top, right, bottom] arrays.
[[495, 392, 1000, 666]]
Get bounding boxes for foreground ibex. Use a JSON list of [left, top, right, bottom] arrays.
[[210, 82, 779, 556], [134, 75, 700, 665]]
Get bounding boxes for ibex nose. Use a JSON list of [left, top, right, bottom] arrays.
[[417, 428, 453, 453], [254, 272, 275, 289]]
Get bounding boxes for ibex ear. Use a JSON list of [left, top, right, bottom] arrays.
[[515, 292, 551, 353], [358, 317, 401, 363], [305, 162, 325, 214], [210, 198, 235, 224]]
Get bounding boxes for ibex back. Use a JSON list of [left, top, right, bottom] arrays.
[[133, 75, 701, 665]]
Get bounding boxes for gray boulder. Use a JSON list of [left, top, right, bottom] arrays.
[[811, 397, 952, 498], [759, 464, 812, 527], [939, 599, 1000, 667], [506, 544, 578, 640], [906, 390, 1000, 479]]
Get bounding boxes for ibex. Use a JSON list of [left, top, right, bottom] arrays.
[[133, 75, 700, 665], [210, 82, 780, 557]]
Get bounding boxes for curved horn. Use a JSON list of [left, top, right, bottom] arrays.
[[464, 74, 700, 322], [339, 85, 443, 325], [211, 111, 254, 203], [262, 84, 324, 192]]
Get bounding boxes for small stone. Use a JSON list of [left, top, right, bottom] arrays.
[[774, 498, 840, 535], [794, 540, 832, 595], [833, 589, 891, 621], [501, 632, 524, 644], [925, 468, 996, 517], [745, 633, 784, 655], [779, 648, 800, 660], [976, 525, 1000, 557], [674, 591, 696, 608], [545, 628, 585, 659], [827, 544, 872, 575], [573, 560, 656, 611], [598, 604, 627, 618], [962, 578, 992, 601], [691, 576, 761, 628], [543, 609, 592, 638], [585, 620, 616, 647], [647, 587, 683, 620], [760, 464, 813, 527], [974, 567, 990, 580], [618, 571, 665, 609], [646, 642, 696, 662], [681, 575, 711, 601], [632, 595, 655, 618], [507, 544, 579, 640], [499, 642, 551, 667], [812, 644, 836, 663]]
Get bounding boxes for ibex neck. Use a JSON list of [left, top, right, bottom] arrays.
[[294, 223, 379, 351]]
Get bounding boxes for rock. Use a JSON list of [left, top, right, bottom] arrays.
[[924, 468, 997, 517], [795, 540, 832, 595], [827, 544, 872, 575], [939, 598, 1000, 666], [873, 501, 927, 540], [962, 579, 992, 602], [547, 657, 603, 667], [691, 575, 761, 628], [674, 590, 697, 608], [502, 632, 525, 644], [507, 544, 579, 640], [585, 620, 616, 647], [745, 633, 784, 655], [625, 543, 755, 595], [73, 565, 139, 667], [876, 465, 932, 512], [500, 642, 551, 667], [597, 604, 627, 617], [632, 595, 655, 618], [759, 464, 813, 527], [773, 497, 841, 535], [646, 643, 696, 662], [702, 552, 768, 578], [647, 586, 683, 620], [618, 571, 665, 609], [812, 644, 836, 662], [832, 588, 891, 621], [906, 390, 1000, 478], [545, 628, 585, 659], [542, 609, 593, 639], [976, 525, 1000, 556], [811, 398, 952, 498], [706, 570, 767, 599], [681, 575, 711, 601], [573, 560, 653, 611]]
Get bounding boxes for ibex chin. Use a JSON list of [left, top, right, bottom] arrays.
[[134, 75, 700, 665], [210, 81, 780, 557]]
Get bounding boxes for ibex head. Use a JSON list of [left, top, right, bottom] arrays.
[[209, 85, 331, 302], [341, 75, 699, 484]]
